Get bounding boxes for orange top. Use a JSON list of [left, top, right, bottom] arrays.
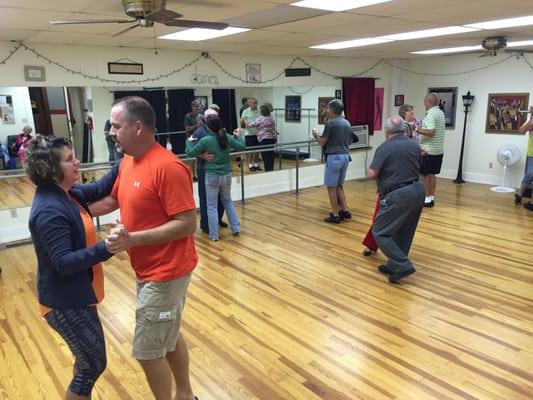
[[40, 201, 104, 316], [111, 143, 198, 282]]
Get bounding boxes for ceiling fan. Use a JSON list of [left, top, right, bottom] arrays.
[[479, 36, 533, 57], [50, 0, 229, 37]]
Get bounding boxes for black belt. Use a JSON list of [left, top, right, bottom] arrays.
[[381, 179, 419, 195]]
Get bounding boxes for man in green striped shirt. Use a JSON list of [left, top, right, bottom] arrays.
[[414, 93, 446, 208]]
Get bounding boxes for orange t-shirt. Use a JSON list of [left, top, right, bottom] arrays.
[[111, 143, 198, 282], [40, 201, 104, 316]]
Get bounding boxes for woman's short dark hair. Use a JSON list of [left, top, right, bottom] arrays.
[[260, 102, 273, 116], [25, 135, 71, 186], [398, 104, 413, 119]]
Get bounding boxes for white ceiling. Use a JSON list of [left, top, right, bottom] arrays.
[[1, 0, 533, 58]]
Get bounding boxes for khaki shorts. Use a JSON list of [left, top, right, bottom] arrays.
[[133, 274, 191, 360]]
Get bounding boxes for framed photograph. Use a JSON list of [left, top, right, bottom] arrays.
[[318, 97, 334, 125], [107, 62, 143, 75], [374, 87, 384, 130], [24, 65, 46, 82], [428, 87, 458, 129], [194, 96, 208, 113], [285, 95, 301, 123], [394, 94, 404, 107], [486, 93, 529, 134], [335, 89, 342, 99], [0, 95, 15, 124], [246, 63, 261, 83]]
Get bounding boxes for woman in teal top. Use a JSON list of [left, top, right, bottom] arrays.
[[186, 115, 245, 241]]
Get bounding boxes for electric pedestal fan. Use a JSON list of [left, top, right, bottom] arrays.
[[490, 143, 522, 193]]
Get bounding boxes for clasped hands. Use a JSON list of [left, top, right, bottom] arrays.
[[104, 220, 131, 254]]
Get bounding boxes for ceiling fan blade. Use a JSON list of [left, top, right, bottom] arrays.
[[113, 23, 140, 37], [163, 19, 229, 30], [50, 19, 136, 25], [145, 7, 182, 22]]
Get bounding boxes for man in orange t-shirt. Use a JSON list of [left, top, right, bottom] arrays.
[[100, 96, 198, 400]]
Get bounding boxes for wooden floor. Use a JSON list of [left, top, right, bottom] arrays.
[[1, 179, 532, 400], [0, 158, 319, 210]]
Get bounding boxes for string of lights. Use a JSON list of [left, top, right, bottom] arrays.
[[0, 41, 531, 85]]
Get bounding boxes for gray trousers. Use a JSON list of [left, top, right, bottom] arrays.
[[372, 181, 425, 272]]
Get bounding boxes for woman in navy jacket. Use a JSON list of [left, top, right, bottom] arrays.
[[26, 136, 119, 399]]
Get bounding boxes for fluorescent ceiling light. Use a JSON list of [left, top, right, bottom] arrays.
[[311, 37, 393, 49], [411, 45, 483, 55], [380, 26, 479, 41], [159, 27, 249, 41], [466, 15, 533, 30], [291, 0, 391, 12], [507, 40, 533, 47]]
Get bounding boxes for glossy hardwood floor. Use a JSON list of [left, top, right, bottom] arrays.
[[0, 179, 532, 400]]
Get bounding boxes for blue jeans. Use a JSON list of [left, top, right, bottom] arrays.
[[206, 173, 240, 240], [197, 163, 224, 232], [324, 153, 350, 187]]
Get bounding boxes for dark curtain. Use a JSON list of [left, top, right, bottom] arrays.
[[81, 122, 93, 163], [212, 89, 237, 134], [342, 78, 375, 135], [113, 90, 167, 146], [167, 89, 195, 155]]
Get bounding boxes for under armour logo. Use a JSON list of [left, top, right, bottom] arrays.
[[133, 181, 141, 188]]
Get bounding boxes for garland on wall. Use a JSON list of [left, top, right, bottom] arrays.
[[0, 41, 532, 85]]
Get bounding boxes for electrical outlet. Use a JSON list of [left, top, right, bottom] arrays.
[[489, 162, 493, 169], [10, 208, 18, 218]]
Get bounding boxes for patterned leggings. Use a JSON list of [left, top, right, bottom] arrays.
[[45, 307, 107, 396]]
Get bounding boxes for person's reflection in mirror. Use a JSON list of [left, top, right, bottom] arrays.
[[104, 119, 123, 163]]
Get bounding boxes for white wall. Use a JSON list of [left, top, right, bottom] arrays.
[[0, 87, 34, 145], [405, 54, 533, 187]]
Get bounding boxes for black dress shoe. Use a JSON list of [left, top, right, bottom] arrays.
[[363, 248, 377, 256], [340, 210, 352, 220], [524, 202, 533, 211], [324, 213, 341, 223], [514, 194, 522, 205], [389, 267, 416, 283], [378, 264, 394, 274], [219, 220, 228, 228], [423, 200, 434, 208]]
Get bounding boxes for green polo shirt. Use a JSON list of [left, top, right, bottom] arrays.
[[242, 108, 260, 136], [421, 106, 446, 155]]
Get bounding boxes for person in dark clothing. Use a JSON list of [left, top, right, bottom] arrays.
[[367, 116, 425, 284], [25, 136, 120, 398]]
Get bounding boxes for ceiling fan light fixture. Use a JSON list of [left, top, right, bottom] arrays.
[[158, 27, 249, 41]]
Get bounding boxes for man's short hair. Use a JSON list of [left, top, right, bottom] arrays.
[[112, 96, 156, 130], [241, 97, 248, 105], [426, 93, 439, 106], [327, 99, 344, 115], [384, 116, 408, 135]]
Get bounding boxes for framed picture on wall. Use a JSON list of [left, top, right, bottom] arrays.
[[318, 97, 334, 124], [194, 96, 208, 113], [335, 89, 342, 99], [0, 94, 15, 124], [486, 93, 529, 134], [394, 94, 404, 107], [246, 63, 261, 83], [285, 95, 301, 122], [428, 87, 457, 129]]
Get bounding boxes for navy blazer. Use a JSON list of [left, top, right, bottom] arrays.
[[29, 162, 120, 309]]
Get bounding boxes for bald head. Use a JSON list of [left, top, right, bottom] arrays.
[[384, 115, 408, 137]]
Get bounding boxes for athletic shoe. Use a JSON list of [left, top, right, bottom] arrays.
[[423, 200, 434, 208]]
